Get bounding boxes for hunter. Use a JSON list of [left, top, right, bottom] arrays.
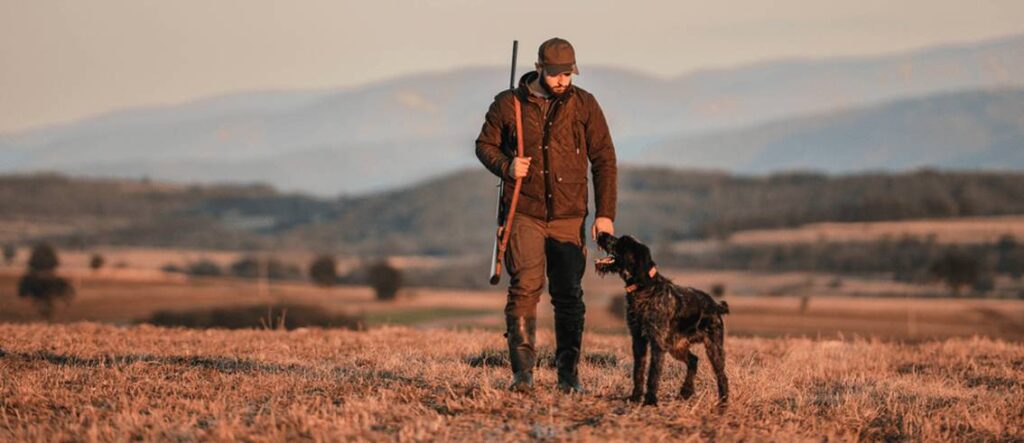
[[475, 37, 618, 393]]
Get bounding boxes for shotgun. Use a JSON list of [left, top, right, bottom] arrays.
[[489, 40, 521, 285]]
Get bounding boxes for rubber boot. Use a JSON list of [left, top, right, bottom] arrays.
[[555, 314, 585, 393], [505, 315, 536, 393]]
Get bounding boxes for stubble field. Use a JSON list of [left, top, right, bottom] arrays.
[[3, 245, 1024, 441], [1, 323, 1022, 441]]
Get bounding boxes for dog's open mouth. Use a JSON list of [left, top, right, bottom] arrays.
[[594, 255, 615, 276]]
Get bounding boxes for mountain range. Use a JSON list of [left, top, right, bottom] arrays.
[[638, 88, 1024, 173], [1, 34, 1022, 195]]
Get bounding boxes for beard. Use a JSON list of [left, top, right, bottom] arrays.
[[541, 77, 570, 99]]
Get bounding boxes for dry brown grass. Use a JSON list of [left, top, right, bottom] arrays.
[[1, 323, 1021, 441], [725, 215, 1024, 245]]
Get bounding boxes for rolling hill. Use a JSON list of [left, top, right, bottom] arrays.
[[2, 34, 1023, 195]]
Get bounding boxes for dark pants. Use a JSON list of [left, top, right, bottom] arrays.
[[504, 213, 587, 322]]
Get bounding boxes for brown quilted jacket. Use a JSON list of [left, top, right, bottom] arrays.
[[475, 71, 617, 222]]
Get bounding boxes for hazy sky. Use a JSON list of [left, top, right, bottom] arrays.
[[2, 0, 1024, 134]]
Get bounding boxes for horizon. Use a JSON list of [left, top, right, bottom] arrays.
[[9, 163, 1024, 201]]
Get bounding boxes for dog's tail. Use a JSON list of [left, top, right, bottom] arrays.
[[716, 300, 730, 315]]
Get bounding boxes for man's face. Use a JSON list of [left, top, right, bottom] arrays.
[[537, 64, 573, 95]]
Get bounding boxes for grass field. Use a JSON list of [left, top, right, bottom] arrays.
[[3, 245, 1024, 440], [1, 323, 1021, 441]]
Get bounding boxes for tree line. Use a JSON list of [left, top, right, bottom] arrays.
[[662, 234, 1024, 296], [6, 169, 1024, 256]]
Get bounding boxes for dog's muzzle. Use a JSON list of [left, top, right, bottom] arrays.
[[594, 232, 619, 276], [594, 255, 615, 275]]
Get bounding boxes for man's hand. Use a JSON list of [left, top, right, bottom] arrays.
[[508, 156, 532, 180], [591, 216, 614, 241]]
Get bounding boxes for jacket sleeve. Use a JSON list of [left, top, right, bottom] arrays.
[[475, 94, 515, 182], [584, 94, 618, 221]]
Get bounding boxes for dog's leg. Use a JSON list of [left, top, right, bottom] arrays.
[[680, 350, 698, 399], [628, 321, 648, 403], [643, 342, 664, 406], [703, 325, 729, 404]]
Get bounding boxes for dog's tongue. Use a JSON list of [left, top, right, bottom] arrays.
[[595, 256, 615, 265]]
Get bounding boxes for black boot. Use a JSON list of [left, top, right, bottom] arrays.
[[547, 236, 588, 394], [555, 314, 585, 393], [505, 315, 536, 393]]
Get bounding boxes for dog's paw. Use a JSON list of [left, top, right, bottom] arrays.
[[680, 384, 695, 399]]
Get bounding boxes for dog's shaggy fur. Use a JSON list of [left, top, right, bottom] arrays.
[[595, 233, 730, 406]]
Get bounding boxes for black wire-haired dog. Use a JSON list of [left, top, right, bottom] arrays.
[[595, 232, 730, 406]]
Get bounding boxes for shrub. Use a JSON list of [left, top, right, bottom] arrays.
[[27, 243, 58, 272], [187, 259, 223, 277], [89, 254, 105, 271], [229, 256, 301, 281], [2, 243, 15, 265], [710, 283, 726, 298], [161, 263, 185, 274], [929, 250, 981, 295], [308, 255, 338, 287], [972, 274, 996, 294], [996, 234, 1024, 281], [367, 260, 402, 301]]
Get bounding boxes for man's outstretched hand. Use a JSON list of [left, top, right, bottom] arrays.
[[591, 216, 614, 241]]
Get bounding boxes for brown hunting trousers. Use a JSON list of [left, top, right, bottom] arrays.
[[504, 213, 587, 319]]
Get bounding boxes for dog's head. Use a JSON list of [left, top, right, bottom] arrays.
[[595, 232, 657, 284]]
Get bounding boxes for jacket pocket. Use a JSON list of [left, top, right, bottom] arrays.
[[553, 172, 588, 218]]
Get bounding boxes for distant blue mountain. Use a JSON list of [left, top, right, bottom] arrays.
[[638, 88, 1024, 173], [2, 34, 1022, 195]]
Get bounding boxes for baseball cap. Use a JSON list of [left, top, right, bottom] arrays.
[[538, 37, 579, 75]]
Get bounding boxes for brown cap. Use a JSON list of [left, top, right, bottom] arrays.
[[538, 37, 579, 75]]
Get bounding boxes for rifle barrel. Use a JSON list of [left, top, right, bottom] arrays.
[[509, 40, 518, 90]]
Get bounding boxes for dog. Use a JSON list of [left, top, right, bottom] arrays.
[[595, 232, 730, 406]]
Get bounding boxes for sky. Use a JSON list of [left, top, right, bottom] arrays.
[[1, 0, 1024, 134]]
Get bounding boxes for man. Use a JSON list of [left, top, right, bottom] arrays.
[[475, 37, 617, 394]]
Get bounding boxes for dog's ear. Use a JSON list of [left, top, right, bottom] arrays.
[[627, 241, 656, 283]]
